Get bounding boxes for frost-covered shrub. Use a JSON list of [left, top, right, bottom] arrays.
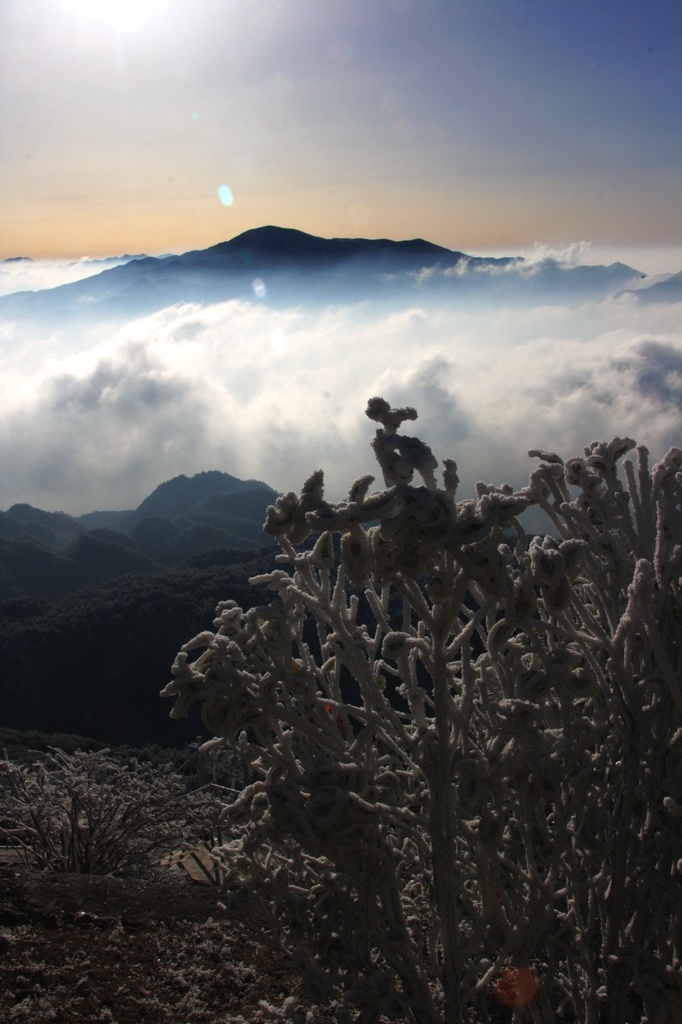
[[0, 747, 211, 876], [162, 398, 681, 1024]]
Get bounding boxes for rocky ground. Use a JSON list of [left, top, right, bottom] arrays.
[[0, 865, 533, 1023], [0, 864, 335, 1023]]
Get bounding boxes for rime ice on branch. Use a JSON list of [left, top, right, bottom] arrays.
[[162, 397, 682, 1024]]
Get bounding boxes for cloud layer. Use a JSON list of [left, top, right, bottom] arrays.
[[0, 256, 144, 299], [1, 277, 680, 522]]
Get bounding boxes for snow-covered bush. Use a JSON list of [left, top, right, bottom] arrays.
[[0, 747, 208, 876], [162, 397, 681, 1023]]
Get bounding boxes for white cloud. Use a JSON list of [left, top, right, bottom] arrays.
[[0, 288, 680, 518], [0, 256, 144, 298], [517, 241, 594, 269]]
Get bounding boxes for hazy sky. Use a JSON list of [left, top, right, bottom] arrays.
[[1, 0, 680, 261]]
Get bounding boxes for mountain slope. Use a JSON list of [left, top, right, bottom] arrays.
[[0, 225, 644, 323], [623, 270, 682, 304], [1, 504, 84, 547], [197, 224, 463, 268], [120, 470, 277, 530], [0, 470, 278, 601]]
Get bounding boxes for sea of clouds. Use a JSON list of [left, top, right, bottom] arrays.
[[0, 255, 144, 299], [0, 255, 680, 522]]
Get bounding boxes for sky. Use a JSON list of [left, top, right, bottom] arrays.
[[0, 0, 680, 520], [1, 0, 681, 267]]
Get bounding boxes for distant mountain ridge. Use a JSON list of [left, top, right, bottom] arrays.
[[621, 270, 682, 304], [0, 225, 653, 324], [198, 225, 466, 268], [119, 469, 276, 530], [0, 503, 84, 549], [2, 469, 275, 533], [0, 470, 278, 602]]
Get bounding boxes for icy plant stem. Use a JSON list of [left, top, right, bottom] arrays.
[[428, 607, 462, 1023], [161, 398, 681, 1023]]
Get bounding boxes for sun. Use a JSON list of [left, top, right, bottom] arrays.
[[61, 0, 161, 34]]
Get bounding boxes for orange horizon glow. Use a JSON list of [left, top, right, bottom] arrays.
[[3, 202, 681, 264], [2, 2, 679, 263]]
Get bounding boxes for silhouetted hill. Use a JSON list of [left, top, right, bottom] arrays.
[[0, 548, 278, 746], [64, 532, 163, 581], [623, 271, 682, 304], [87, 527, 140, 550], [0, 510, 56, 547], [0, 537, 85, 603], [3, 504, 84, 546], [0, 471, 278, 600], [0, 225, 646, 325], [200, 225, 463, 269], [197, 488, 282, 521], [0, 532, 162, 603], [121, 470, 276, 530], [77, 509, 134, 530], [0, 466, 284, 745]]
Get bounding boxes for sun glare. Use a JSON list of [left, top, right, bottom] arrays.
[[61, 0, 160, 34]]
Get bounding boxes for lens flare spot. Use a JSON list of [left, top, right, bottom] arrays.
[[494, 967, 539, 1008], [217, 185, 234, 207], [270, 329, 287, 352], [252, 278, 267, 299]]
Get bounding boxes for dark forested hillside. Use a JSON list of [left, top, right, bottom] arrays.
[[0, 504, 83, 547], [0, 547, 277, 747], [0, 472, 278, 602], [119, 470, 275, 529], [0, 471, 283, 747]]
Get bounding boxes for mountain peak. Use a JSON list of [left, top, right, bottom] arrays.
[[0, 226, 645, 325], [121, 469, 277, 530], [202, 225, 458, 267]]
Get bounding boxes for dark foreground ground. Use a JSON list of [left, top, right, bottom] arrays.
[[0, 865, 335, 1023], [0, 865, 530, 1023]]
